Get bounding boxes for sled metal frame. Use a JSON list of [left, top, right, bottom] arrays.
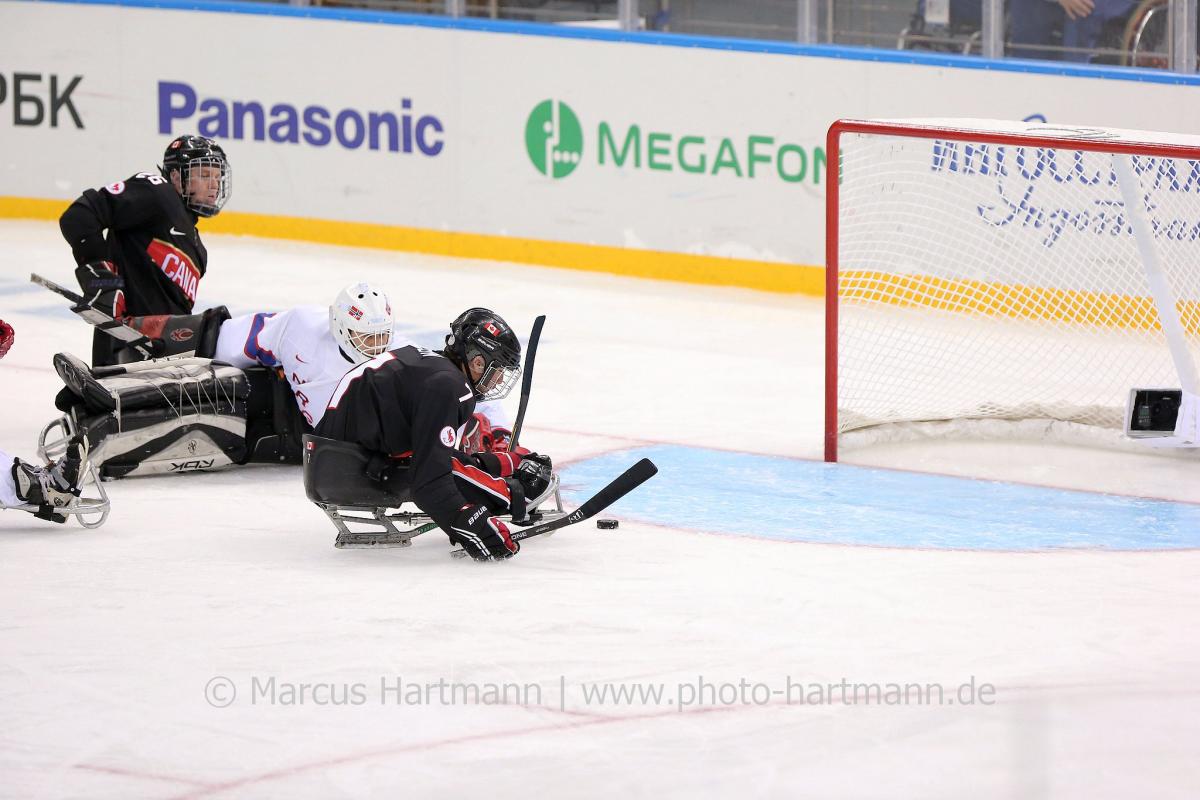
[[33, 410, 111, 529], [320, 485, 566, 550]]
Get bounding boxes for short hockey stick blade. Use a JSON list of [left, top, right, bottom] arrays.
[[508, 314, 545, 452], [31, 272, 159, 356], [30, 272, 85, 304], [510, 457, 658, 543]]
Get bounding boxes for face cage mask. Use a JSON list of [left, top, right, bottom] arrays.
[[476, 362, 520, 401], [348, 328, 392, 359], [181, 156, 232, 217]]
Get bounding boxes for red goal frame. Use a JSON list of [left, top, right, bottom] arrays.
[[824, 118, 1200, 462]]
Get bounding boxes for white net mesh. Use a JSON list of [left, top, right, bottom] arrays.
[[833, 120, 1200, 444]]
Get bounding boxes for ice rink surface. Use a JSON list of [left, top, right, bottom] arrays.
[[1, 220, 1198, 799]]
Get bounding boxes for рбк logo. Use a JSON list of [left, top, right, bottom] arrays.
[[525, 100, 583, 179]]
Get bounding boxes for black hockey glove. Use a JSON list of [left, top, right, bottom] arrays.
[[75, 261, 126, 319], [450, 504, 520, 561], [514, 453, 553, 501]]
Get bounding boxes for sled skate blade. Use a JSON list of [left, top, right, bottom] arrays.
[[320, 504, 438, 549], [336, 531, 417, 549]]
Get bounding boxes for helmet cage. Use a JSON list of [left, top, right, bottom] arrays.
[[163, 136, 231, 217], [472, 355, 521, 401], [348, 329, 390, 358], [329, 283, 394, 364], [447, 308, 522, 401]]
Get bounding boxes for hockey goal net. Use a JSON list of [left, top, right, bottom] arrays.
[[826, 118, 1200, 461]]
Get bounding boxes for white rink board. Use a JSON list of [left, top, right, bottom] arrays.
[[3, 1, 1200, 269]]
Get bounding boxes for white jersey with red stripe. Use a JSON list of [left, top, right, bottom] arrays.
[[214, 306, 411, 428]]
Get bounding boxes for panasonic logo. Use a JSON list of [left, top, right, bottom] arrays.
[[157, 81, 445, 156]]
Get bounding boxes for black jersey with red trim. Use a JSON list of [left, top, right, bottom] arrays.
[[60, 171, 208, 317], [316, 345, 482, 533]]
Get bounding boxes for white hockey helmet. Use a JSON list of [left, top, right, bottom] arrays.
[[329, 283, 394, 363]]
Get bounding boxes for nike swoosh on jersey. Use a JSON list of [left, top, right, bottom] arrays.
[[170, 227, 186, 237]]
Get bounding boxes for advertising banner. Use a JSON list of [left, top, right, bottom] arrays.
[[2, 1, 1198, 293]]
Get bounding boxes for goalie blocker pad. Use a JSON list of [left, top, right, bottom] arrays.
[[124, 306, 231, 360], [51, 353, 310, 478]]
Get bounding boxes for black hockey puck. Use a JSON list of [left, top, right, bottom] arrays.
[[596, 519, 619, 530]]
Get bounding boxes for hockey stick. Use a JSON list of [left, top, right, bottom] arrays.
[[511, 457, 657, 541], [508, 314, 545, 452], [30, 272, 159, 358], [452, 457, 657, 558]]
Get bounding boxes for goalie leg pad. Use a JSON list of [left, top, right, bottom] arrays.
[[77, 403, 248, 479], [54, 352, 249, 414]]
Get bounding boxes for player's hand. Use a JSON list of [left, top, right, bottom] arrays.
[[1056, 0, 1094, 19], [491, 429, 534, 458], [75, 261, 126, 319], [0, 319, 13, 359], [490, 426, 513, 452], [514, 453, 554, 501], [450, 504, 519, 561]]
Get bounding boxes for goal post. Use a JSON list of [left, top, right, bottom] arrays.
[[825, 118, 1200, 462]]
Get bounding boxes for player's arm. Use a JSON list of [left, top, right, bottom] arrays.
[[59, 177, 161, 315], [408, 374, 518, 561], [60, 177, 161, 265], [213, 311, 282, 369]]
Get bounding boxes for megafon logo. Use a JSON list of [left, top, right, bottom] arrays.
[[525, 100, 583, 179], [524, 98, 825, 185]]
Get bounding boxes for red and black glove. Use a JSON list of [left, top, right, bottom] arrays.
[[490, 427, 533, 458], [450, 503, 519, 561], [0, 319, 13, 359], [75, 261, 126, 319]]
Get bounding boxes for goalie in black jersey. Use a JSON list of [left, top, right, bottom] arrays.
[[316, 308, 554, 561], [59, 135, 231, 366]]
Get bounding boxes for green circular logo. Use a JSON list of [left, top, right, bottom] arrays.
[[525, 100, 583, 179]]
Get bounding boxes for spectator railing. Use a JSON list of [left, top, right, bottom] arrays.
[[274, 0, 1198, 72]]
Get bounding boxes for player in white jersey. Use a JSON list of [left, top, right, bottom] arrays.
[[0, 441, 92, 523], [1, 319, 104, 525], [213, 284, 408, 428], [42, 283, 509, 479]]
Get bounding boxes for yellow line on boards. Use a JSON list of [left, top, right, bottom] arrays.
[[0, 197, 824, 296]]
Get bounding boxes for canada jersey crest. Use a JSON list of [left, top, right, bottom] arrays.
[[146, 238, 201, 303]]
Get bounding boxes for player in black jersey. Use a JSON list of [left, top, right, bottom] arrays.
[[317, 308, 554, 561], [59, 135, 231, 366]]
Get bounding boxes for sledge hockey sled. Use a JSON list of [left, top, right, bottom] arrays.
[[302, 434, 564, 550], [30, 413, 111, 528]]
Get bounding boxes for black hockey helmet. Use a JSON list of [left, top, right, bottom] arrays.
[[161, 135, 231, 218], [445, 308, 521, 401]]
